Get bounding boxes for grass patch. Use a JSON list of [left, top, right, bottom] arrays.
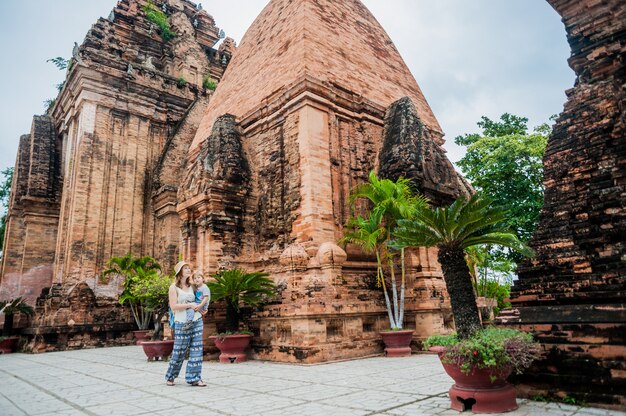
[[143, 0, 176, 41]]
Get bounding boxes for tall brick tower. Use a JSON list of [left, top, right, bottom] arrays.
[[0, 0, 233, 349], [179, 0, 470, 362], [498, 0, 626, 409]]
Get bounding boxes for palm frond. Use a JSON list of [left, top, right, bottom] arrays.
[[462, 233, 534, 257]]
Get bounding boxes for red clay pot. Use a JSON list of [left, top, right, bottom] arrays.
[[0, 337, 19, 354], [430, 347, 518, 413], [380, 330, 414, 357], [133, 330, 151, 345], [140, 340, 174, 361], [210, 334, 251, 363]]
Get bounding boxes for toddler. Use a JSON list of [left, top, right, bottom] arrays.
[[185, 272, 210, 324]]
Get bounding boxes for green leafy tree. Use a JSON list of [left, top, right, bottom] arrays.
[[465, 245, 514, 315], [129, 273, 172, 339], [455, 113, 549, 263], [0, 167, 14, 251], [342, 171, 428, 330], [207, 269, 275, 333], [45, 56, 70, 111], [102, 254, 162, 330], [392, 194, 533, 339], [47, 57, 69, 70]]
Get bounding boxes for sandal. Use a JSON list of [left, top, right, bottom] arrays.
[[190, 380, 207, 387], [166, 379, 175, 386]]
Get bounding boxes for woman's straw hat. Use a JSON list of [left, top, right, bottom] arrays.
[[174, 261, 190, 276]]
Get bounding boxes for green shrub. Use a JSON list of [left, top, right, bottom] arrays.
[[177, 77, 187, 88], [202, 75, 217, 91], [424, 327, 540, 376], [143, 0, 176, 41], [476, 277, 512, 315]]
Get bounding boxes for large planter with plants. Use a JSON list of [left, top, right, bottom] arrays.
[[207, 268, 275, 364], [141, 339, 174, 361], [425, 328, 540, 414], [0, 336, 20, 354], [391, 193, 539, 412], [210, 333, 252, 363], [103, 254, 163, 337], [104, 254, 174, 360], [380, 330, 414, 357]]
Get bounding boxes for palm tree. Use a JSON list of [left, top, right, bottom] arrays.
[[343, 171, 428, 330], [207, 269, 275, 332], [103, 254, 162, 330], [0, 297, 34, 336], [102, 254, 161, 282], [392, 194, 533, 339], [340, 213, 393, 325]]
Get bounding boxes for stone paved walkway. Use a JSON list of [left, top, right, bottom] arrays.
[[0, 346, 624, 416]]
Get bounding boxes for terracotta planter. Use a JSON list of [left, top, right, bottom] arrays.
[[430, 347, 518, 413], [210, 334, 251, 363], [133, 330, 151, 345], [0, 337, 19, 354], [140, 340, 174, 361], [379, 330, 414, 357]]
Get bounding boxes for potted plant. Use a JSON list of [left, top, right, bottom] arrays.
[[392, 193, 539, 413], [207, 268, 275, 363], [129, 272, 175, 361], [424, 328, 540, 413], [102, 254, 161, 343], [0, 297, 34, 353], [341, 171, 427, 357]]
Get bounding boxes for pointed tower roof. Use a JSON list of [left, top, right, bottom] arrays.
[[191, 0, 441, 153]]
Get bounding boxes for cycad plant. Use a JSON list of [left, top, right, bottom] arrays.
[[102, 254, 162, 330], [0, 297, 34, 336], [207, 268, 275, 333], [342, 171, 428, 330], [392, 193, 533, 339]]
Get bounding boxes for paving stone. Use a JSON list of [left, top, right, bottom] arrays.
[[1, 347, 625, 416]]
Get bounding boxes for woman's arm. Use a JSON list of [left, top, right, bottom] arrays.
[[168, 285, 194, 311]]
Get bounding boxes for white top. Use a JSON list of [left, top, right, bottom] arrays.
[[173, 286, 201, 323]]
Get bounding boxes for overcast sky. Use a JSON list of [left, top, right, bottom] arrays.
[[0, 0, 574, 180]]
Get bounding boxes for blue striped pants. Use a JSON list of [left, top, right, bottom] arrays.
[[165, 319, 204, 384]]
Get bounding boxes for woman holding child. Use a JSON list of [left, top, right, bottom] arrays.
[[165, 261, 209, 387]]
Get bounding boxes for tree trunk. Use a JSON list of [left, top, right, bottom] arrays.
[[438, 245, 482, 339], [225, 302, 240, 332], [399, 248, 406, 328]]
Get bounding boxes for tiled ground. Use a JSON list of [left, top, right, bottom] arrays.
[[0, 346, 624, 416]]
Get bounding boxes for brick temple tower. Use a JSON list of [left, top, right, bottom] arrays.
[[0, 0, 233, 348], [178, 0, 470, 362], [497, 0, 626, 409]]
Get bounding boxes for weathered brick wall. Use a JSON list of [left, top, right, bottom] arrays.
[[1, 135, 31, 283], [499, 0, 626, 409], [244, 111, 302, 253], [0, 117, 61, 305], [152, 96, 212, 272], [379, 97, 472, 206], [178, 114, 251, 270]]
